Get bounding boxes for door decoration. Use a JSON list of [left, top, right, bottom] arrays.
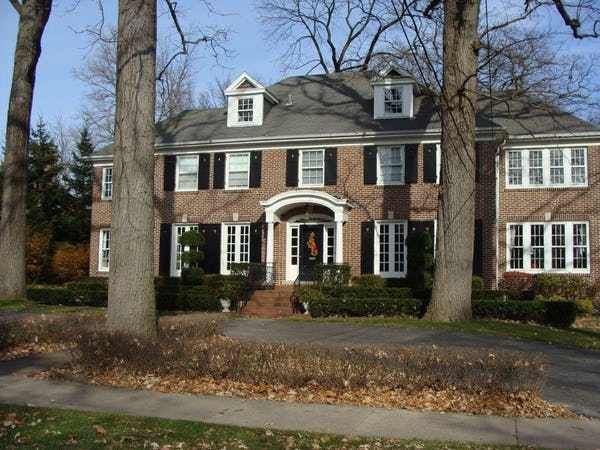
[[306, 231, 319, 258]]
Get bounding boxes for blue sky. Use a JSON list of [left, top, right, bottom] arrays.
[[1, 0, 598, 150], [0, 0, 280, 143]]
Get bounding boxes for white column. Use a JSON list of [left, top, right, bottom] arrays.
[[266, 221, 275, 282], [335, 220, 343, 264]]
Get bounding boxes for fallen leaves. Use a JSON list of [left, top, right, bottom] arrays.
[[39, 365, 575, 419]]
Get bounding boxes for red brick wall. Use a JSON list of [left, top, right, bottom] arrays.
[[497, 145, 600, 282], [90, 142, 598, 287]]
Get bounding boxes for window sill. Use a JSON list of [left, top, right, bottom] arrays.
[[504, 184, 588, 191], [376, 181, 405, 187], [505, 268, 590, 275], [376, 272, 407, 279], [298, 184, 325, 189], [174, 189, 199, 193]]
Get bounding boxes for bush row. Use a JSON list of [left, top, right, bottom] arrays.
[[302, 290, 577, 328]]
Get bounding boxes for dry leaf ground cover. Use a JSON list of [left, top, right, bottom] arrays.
[[16, 316, 569, 418], [0, 404, 547, 450]]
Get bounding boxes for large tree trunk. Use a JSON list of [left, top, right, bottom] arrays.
[[107, 0, 157, 337], [0, 0, 52, 299], [426, 0, 480, 321]]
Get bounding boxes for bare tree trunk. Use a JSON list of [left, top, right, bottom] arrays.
[[0, 0, 52, 299], [107, 0, 157, 337], [426, 0, 480, 321]]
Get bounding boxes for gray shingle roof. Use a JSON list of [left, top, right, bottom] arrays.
[[93, 71, 598, 156]]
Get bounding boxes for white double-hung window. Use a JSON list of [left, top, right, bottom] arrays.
[[98, 229, 111, 272], [101, 167, 113, 200], [505, 147, 587, 188], [171, 224, 199, 277], [221, 223, 250, 274], [507, 222, 590, 273], [299, 149, 324, 187], [374, 220, 407, 278], [176, 155, 199, 191], [237, 97, 254, 123], [377, 146, 405, 185], [226, 152, 250, 189], [383, 87, 403, 114]]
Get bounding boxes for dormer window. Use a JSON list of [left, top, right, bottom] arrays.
[[238, 97, 254, 123], [225, 72, 279, 128], [372, 67, 414, 119], [384, 87, 403, 115]]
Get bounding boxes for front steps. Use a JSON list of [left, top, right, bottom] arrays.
[[242, 286, 295, 318]]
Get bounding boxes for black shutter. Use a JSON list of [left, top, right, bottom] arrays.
[[423, 144, 437, 183], [286, 149, 298, 187], [249, 151, 262, 188], [163, 155, 176, 191], [363, 146, 377, 185], [198, 154, 210, 190], [324, 147, 337, 185], [159, 223, 172, 276], [200, 224, 221, 274], [473, 219, 483, 276], [213, 153, 225, 189], [404, 144, 418, 183], [250, 222, 262, 263], [361, 221, 374, 274], [407, 220, 435, 280]]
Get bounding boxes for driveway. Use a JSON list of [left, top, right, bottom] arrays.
[[224, 318, 600, 418]]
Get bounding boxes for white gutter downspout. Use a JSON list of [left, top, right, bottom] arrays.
[[494, 136, 507, 289]]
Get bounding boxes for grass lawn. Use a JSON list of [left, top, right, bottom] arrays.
[[289, 315, 600, 351], [0, 298, 103, 315], [0, 404, 542, 450]]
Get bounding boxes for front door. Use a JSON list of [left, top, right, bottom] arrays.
[[299, 225, 323, 281]]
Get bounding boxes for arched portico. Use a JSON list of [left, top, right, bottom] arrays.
[[260, 190, 351, 281]]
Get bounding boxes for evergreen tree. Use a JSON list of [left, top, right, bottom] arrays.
[[64, 127, 94, 243], [27, 119, 70, 241]]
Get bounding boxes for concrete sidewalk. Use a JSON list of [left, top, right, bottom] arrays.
[[0, 357, 599, 449]]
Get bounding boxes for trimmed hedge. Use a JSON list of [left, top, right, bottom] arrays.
[[322, 286, 413, 300], [64, 280, 108, 307], [176, 286, 222, 312], [309, 295, 424, 318], [472, 289, 513, 301], [473, 299, 577, 328], [26, 286, 76, 305]]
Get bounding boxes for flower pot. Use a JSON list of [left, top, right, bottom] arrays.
[[220, 298, 231, 313]]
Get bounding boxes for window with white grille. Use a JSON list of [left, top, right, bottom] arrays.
[[374, 221, 407, 278], [505, 148, 587, 188], [98, 229, 111, 272], [221, 223, 250, 274], [101, 167, 113, 200]]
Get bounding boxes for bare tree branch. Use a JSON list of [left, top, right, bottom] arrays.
[[9, 0, 24, 15]]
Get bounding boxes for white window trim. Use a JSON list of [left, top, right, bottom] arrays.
[[237, 97, 254, 124], [175, 154, 199, 192], [506, 221, 590, 274], [376, 145, 405, 186], [170, 224, 200, 277], [504, 147, 588, 189], [298, 149, 325, 188], [101, 167, 113, 200], [220, 222, 251, 275], [374, 219, 408, 278], [373, 81, 414, 119], [383, 87, 403, 117], [98, 228, 111, 272], [225, 152, 250, 190]]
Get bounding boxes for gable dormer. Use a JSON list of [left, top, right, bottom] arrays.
[[225, 73, 279, 127], [371, 67, 415, 119]]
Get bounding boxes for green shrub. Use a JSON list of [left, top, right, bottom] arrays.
[[176, 286, 221, 312], [307, 295, 424, 318], [203, 274, 226, 298], [473, 299, 577, 328], [181, 267, 204, 286], [313, 264, 351, 287], [575, 299, 594, 316], [26, 286, 76, 305], [472, 276, 484, 291], [321, 286, 412, 300], [406, 230, 434, 290], [499, 272, 535, 300], [535, 274, 592, 300], [472, 289, 513, 301], [351, 274, 385, 288], [221, 275, 252, 310], [64, 280, 108, 307]]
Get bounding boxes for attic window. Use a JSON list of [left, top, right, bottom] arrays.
[[238, 98, 254, 123], [384, 87, 403, 114]]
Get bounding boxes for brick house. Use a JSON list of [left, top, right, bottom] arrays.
[[89, 69, 600, 288]]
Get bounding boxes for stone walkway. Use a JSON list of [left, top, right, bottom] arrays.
[[224, 318, 600, 418], [0, 354, 599, 449]]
